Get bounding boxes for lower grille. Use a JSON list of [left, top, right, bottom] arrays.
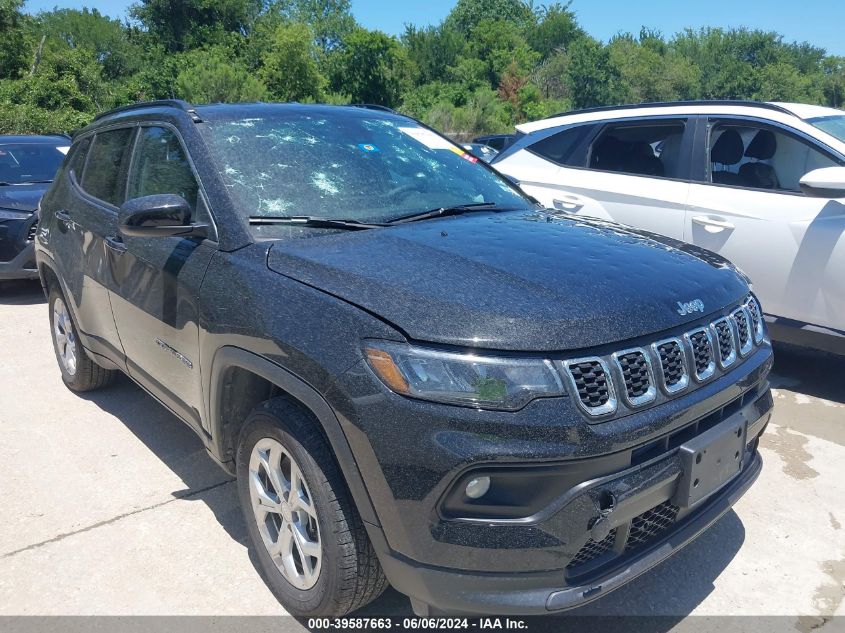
[[567, 529, 617, 568], [625, 501, 680, 551]]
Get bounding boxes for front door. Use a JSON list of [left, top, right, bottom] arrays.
[[685, 118, 845, 332], [107, 125, 217, 429]]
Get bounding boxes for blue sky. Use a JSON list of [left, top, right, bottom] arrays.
[[23, 0, 845, 56]]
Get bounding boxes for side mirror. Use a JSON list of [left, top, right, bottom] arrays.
[[118, 194, 208, 238], [799, 167, 845, 198]]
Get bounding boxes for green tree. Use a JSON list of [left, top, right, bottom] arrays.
[[0, 0, 29, 79], [174, 47, 267, 102], [462, 18, 539, 88], [444, 0, 535, 37], [260, 22, 325, 101], [34, 8, 142, 80], [567, 36, 617, 108], [527, 2, 583, 59], [129, 0, 263, 52], [327, 28, 407, 106], [283, 0, 355, 53], [402, 24, 465, 86]]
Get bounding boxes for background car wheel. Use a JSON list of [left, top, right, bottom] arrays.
[[236, 397, 388, 616], [48, 287, 117, 392]]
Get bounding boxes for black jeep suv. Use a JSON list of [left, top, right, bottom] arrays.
[[36, 100, 773, 617]]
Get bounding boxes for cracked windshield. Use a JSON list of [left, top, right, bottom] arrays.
[[203, 109, 529, 235]]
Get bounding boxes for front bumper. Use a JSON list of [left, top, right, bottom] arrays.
[[379, 448, 763, 615], [0, 215, 38, 280], [0, 241, 38, 280], [333, 338, 773, 614]]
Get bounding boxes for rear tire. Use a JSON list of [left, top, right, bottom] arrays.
[[236, 397, 388, 616], [48, 287, 117, 392]]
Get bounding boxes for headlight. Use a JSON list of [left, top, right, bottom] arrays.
[[364, 341, 564, 410], [0, 208, 32, 221]]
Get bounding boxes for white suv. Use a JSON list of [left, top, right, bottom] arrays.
[[493, 101, 845, 355]]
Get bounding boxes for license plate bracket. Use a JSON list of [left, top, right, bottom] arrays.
[[672, 417, 746, 508]]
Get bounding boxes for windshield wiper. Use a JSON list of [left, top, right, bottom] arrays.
[[20, 179, 53, 184], [387, 202, 501, 224], [248, 215, 387, 230]]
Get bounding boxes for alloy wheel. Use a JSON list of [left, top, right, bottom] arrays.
[[52, 297, 77, 376], [248, 437, 322, 590]]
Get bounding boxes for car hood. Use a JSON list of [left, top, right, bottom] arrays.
[[0, 183, 49, 213], [267, 211, 749, 352]]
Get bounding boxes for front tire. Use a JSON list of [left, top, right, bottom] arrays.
[[236, 398, 388, 616], [48, 287, 117, 392]]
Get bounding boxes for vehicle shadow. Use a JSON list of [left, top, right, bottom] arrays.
[[770, 341, 845, 405], [78, 378, 247, 548], [0, 279, 44, 305]]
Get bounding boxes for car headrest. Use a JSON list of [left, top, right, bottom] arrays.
[[744, 130, 777, 160], [711, 129, 744, 165]]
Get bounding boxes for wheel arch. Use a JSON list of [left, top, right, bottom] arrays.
[[207, 345, 381, 527]]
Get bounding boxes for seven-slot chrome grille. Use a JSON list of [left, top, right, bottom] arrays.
[[562, 295, 766, 418]]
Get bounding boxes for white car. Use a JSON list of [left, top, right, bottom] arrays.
[[494, 100, 845, 355]]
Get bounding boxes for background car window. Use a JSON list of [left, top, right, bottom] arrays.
[[81, 128, 134, 206], [708, 123, 841, 192], [527, 124, 593, 166], [0, 142, 69, 184], [589, 121, 686, 178], [128, 127, 200, 215]]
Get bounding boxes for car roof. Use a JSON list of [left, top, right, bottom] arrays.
[[769, 102, 845, 120], [515, 100, 845, 134], [0, 135, 70, 144], [86, 100, 411, 132]]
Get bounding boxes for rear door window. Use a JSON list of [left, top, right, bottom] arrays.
[[589, 120, 688, 179], [81, 128, 134, 206]]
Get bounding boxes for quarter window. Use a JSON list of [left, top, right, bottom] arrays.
[[589, 121, 687, 178], [81, 128, 134, 206], [127, 126, 200, 214], [708, 122, 841, 193], [528, 124, 593, 166]]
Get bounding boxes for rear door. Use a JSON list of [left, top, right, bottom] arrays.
[[685, 116, 845, 330], [106, 124, 217, 430], [49, 127, 135, 365]]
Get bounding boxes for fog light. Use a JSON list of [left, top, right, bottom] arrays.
[[465, 476, 491, 499]]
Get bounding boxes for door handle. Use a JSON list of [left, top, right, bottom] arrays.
[[55, 210, 72, 224], [552, 195, 584, 213], [105, 235, 127, 254], [692, 215, 735, 232]]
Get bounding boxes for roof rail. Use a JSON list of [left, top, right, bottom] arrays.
[[350, 103, 399, 114], [93, 99, 202, 122], [544, 100, 796, 121]]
